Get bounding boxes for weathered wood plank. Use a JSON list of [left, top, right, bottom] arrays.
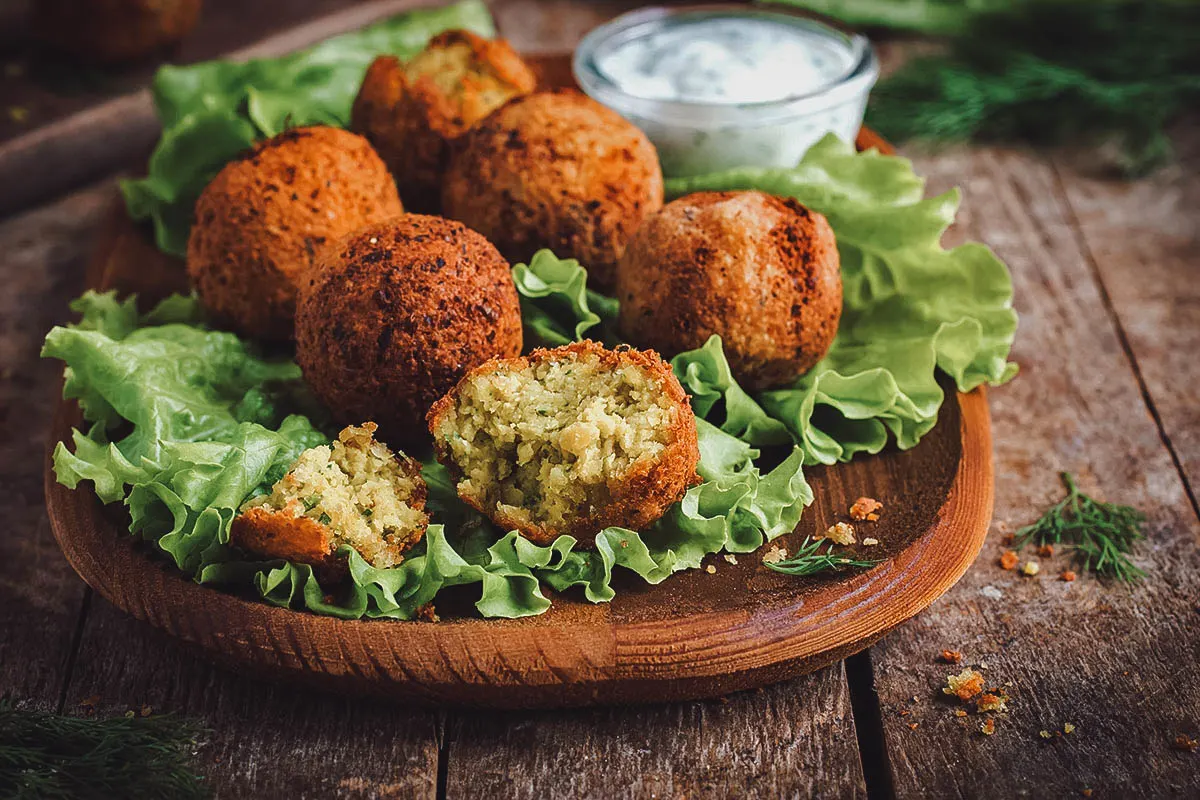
[[0, 181, 113, 709], [868, 145, 1200, 797], [61, 597, 443, 799], [445, 662, 866, 799], [1053, 125, 1200, 502]]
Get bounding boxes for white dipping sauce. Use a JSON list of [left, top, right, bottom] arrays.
[[596, 19, 842, 105], [575, 12, 877, 177]]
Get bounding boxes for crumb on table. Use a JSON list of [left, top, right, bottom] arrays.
[[1060, 569, 1077, 582], [1021, 560, 1041, 577], [980, 718, 996, 736], [944, 668, 985, 701], [823, 521, 856, 545], [938, 649, 963, 664], [862, 537, 879, 546], [762, 545, 788, 565], [1000, 550, 1019, 570]]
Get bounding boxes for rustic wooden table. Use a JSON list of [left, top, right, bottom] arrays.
[[2, 1, 1197, 797]]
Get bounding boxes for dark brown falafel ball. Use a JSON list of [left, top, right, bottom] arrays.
[[296, 215, 523, 445], [33, 0, 202, 64], [427, 340, 700, 547], [351, 30, 536, 213], [187, 126, 403, 341], [441, 90, 663, 293], [616, 191, 842, 391]]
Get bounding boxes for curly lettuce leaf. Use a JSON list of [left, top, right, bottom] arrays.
[[46, 288, 809, 620], [665, 134, 1018, 463], [512, 250, 620, 347], [120, 0, 495, 256]]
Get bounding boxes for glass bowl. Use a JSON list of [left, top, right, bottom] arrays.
[[573, 4, 879, 177]]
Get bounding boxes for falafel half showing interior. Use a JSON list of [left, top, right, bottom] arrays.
[[231, 423, 429, 580], [427, 341, 700, 547]]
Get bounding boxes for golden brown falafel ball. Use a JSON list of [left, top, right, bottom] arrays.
[[441, 90, 663, 293], [296, 215, 523, 445], [231, 423, 429, 582], [616, 191, 842, 391], [351, 30, 536, 213], [427, 340, 700, 547], [33, 0, 202, 64], [187, 126, 403, 341]]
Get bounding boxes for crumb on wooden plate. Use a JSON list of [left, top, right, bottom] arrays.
[[1063, 722, 1075, 734], [849, 496, 883, 521], [1039, 730, 1053, 740], [980, 718, 996, 736], [414, 602, 439, 623], [705, 564, 717, 574], [944, 668, 986, 701], [908, 722, 919, 730], [954, 709, 968, 718], [823, 521, 856, 545], [1000, 550, 1019, 570], [1021, 560, 1041, 577], [762, 545, 788, 565], [1037, 543, 1055, 557], [724, 553, 738, 565], [862, 537, 879, 546], [938, 649, 963, 664]]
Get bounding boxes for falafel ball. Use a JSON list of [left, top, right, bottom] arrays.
[[351, 30, 536, 213], [616, 191, 842, 391], [427, 340, 700, 547], [296, 215, 523, 445], [232, 422, 429, 582], [441, 90, 663, 293], [187, 126, 403, 341], [33, 0, 202, 64]]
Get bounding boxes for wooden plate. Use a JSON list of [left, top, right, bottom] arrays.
[[44, 55, 994, 709]]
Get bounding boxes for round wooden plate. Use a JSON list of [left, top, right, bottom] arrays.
[[43, 54, 994, 709]]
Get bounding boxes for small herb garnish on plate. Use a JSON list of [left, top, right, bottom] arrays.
[[764, 536, 878, 577], [1014, 472, 1146, 582]]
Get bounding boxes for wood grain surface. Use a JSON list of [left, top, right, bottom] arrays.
[[2, 1, 1197, 796]]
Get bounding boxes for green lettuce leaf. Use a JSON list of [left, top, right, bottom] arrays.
[[46, 289, 811, 620], [120, 0, 495, 256], [512, 250, 619, 347], [665, 134, 1018, 463]]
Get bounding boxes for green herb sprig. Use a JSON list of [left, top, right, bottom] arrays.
[[866, 0, 1200, 176], [1014, 472, 1146, 582], [0, 700, 208, 799], [764, 536, 879, 577]]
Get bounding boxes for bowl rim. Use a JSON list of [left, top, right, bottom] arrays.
[[572, 3, 880, 125]]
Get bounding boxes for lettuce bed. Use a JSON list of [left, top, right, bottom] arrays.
[[47, 1, 1017, 619]]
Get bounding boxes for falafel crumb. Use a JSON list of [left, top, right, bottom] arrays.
[[977, 693, 1008, 713], [939, 650, 964, 664], [980, 718, 996, 736], [943, 668, 986, 701], [762, 545, 788, 565], [724, 553, 739, 565], [849, 496, 883, 521], [240, 423, 427, 569], [705, 564, 717, 574], [862, 537, 880, 546], [1063, 723, 1076, 735], [822, 522, 856, 545], [1000, 550, 1019, 570], [1061, 569, 1077, 582], [432, 346, 683, 534], [1021, 561, 1041, 577]]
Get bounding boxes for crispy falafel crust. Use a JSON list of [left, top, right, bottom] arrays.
[[351, 31, 536, 213], [187, 126, 403, 341], [427, 340, 701, 547], [616, 191, 842, 391], [441, 90, 664, 292], [296, 215, 523, 445]]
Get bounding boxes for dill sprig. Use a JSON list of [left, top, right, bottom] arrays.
[[764, 536, 879, 577], [867, 0, 1200, 176], [1014, 472, 1147, 583], [0, 700, 209, 800]]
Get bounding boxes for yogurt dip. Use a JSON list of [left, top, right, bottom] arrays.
[[574, 7, 879, 177]]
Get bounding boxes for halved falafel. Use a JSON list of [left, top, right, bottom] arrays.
[[187, 126, 403, 341], [441, 90, 663, 293], [232, 423, 429, 581], [295, 215, 523, 445], [427, 341, 700, 547], [616, 191, 842, 391], [351, 30, 536, 213]]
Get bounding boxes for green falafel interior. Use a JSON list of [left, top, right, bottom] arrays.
[[46, 133, 1017, 620], [121, 0, 495, 256]]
